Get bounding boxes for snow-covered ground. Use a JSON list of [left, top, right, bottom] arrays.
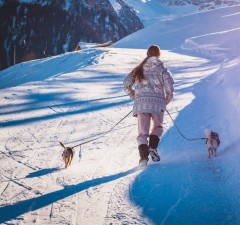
[[114, 5, 240, 52], [1, 5, 240, 225]]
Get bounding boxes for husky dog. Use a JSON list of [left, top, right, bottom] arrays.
[[204, 129, 220, 158], [60, 142, 74, 168]]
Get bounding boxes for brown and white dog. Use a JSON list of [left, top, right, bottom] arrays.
[[204, 129, 220, 158], [60, 142, 74, 168]]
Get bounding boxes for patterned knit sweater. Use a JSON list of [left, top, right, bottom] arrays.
[[123, 56, 174, 116]]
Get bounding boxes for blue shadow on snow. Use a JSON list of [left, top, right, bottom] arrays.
[[25, 168, 60, 178], [0, 167, 139, 223], [129, 55, 240, 224]]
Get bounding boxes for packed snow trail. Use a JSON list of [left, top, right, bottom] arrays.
[[0, 48, 240, 225]]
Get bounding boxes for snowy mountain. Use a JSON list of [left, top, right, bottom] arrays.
[[1, 3, 240, 225], [114, 5, 240, 58], [1, 0, 240, 71], [116, 0, 240, 26], [0, 0, 143, 70]]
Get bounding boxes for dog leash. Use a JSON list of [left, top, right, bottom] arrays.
[[166, 109, 207, 141], [63, 107, 205, 151], [70, 109, 133, 149]]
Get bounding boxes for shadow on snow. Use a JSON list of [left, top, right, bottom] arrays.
[[0, 49, 105, 90], [0, 97, 131, 127], [0, 167, 139, 223], [25, 168, 60, 178], [129, 56, 240, 225]]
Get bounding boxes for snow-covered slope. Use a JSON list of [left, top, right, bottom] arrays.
[[0, 5, 240, 225], [111, 0, 199, 26], [114, 5, 240, 56], [111, 0, 240, 26]]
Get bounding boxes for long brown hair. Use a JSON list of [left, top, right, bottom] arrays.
[[133, 45, 161, 82]]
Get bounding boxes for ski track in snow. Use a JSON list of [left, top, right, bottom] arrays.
[[0, 47, 240, 225]]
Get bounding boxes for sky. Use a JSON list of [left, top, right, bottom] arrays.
[[0, 4, 240, 225]]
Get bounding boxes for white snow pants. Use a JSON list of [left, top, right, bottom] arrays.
[[137, 112, 164, 146]]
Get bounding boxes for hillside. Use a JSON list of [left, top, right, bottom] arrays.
[[0, 5, 240, 225], [0, 0, 143, 70], [116, 0, 240, 26], [114, 5, 240, 53]]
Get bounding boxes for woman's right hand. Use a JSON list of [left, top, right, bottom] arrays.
[[165, 96, 171, 105]]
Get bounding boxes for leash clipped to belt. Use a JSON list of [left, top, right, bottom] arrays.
[[61, 109, 133, 151], [166, 109, 207, 141]]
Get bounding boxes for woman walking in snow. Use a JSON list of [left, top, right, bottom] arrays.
[[123, 45, 174, 166]]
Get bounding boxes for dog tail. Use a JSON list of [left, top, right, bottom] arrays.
[[204, 129, 211, 139]]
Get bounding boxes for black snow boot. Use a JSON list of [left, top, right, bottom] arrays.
[[149, 135, 160, 162], [138, 144, 149, 166], [149, 135, 160, 149]]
